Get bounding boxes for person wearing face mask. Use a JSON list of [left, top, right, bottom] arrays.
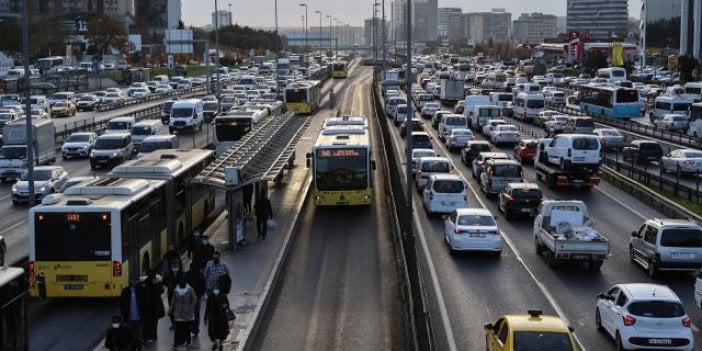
[[161, 244, 182, 276], [204, 250, 230, 295], [119, 278, 148, 350], [169, 278, 197, 350], [189, 234, 214, 274], [184, 267, 206, 338], [203, 283, 230, 351], [142, 269, 165, 343], [104, 315, 132, 351]]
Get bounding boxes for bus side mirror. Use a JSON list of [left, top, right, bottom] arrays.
[[371, 160, 376, 170]]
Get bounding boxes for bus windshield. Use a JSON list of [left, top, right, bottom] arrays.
[[315, 148, 368, 191], [616, 89, 639, 103], [215, 119, 251, 141], [34, 212, 112, 261], [527, 99, 544, 108], [285, 89, 307, 103]]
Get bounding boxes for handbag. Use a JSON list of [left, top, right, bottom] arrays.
[[226, 308, 236, 321], [266, 219, 277, 231]]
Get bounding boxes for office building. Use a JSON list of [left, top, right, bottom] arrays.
[[438, 7, 463, 43], [364, 17, 388, 46], [463, 9, 511, 45], [212, 9, 232, 27], [391, 0, 438, 43], [641, 0, 680, 51], [680, 0, 702, 59], [566, 0, 628, 41], [512, 12, 557, 44], [103, 0, 134, 17], [135, 0, 181, 34]]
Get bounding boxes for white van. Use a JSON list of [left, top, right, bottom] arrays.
[[596, 67, 627, 83], [169, 99, 205, 133], [650, 95, 694, 122], [439, 114, 467, 140], [422, 173, 468, 215], [414, 156, 452, 190], [513, 92, 545, 122], [470, 105, 501, 131], [489, 92, 513, 109], [683, 82, 702, 101], [545, 134, 601, 171], [104, 116, 136, 135], [131, 119, 167, 150], [462, 95, 491, 117]]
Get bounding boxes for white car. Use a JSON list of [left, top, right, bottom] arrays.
[[102, 91, 124, 104], [443, 208, 501, 254], [11, 166, 69, 205], [596, 283, 693, 351], [654, 114, 689, 132], [422, 174, 468, 215], [593, 128, 625, 150], [490, 124, 521, 146], [481, 119, 507, 137], [544, 115, 569, 134], [420, 102, 440, 119], [127, 82, 148, 96], [535, 110, 562, 127], [411, 148, 438, 170], [132, 87, 150, 99], [445, 128, 474, 150], [61, 132, 97, 159], [543, 90, 566, 105], [660, 148, 702, 175], [154, 83, 173, 93]]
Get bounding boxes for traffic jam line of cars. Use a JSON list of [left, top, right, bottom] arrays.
[[381, 61, 702, 349]]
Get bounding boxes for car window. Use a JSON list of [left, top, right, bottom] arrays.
[[433, 180, 464, 193], [497, 323, 509, 344], [512, 331, 574, 351], [457, 215, 496, 226], [421, 161, 450, 173], [628, 301, 685, 318], [607, 287, 620, 297], [644, 225, 658, 244], [572, 137, 598, 150], [615, 292, 628, 307], [660, 227, 702, 248], [493, 318, 504, 335]]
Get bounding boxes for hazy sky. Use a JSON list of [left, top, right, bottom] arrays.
[[183, 0, 642, 28]]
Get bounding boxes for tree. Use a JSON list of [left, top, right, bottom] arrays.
[[678, 55, 699, 82], [85, 14, 127, 55], [0, 22, 21, 53], [586, 51, 608, 74]]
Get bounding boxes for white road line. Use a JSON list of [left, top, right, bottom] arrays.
[[594, 187, 647, 220], [423, 112, 588, 351], [386, 111, 458, 351]]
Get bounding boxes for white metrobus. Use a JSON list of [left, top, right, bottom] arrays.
[[596, 67, 627, 83]]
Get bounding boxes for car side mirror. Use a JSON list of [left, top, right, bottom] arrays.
[[567, 326, 575, 332], [484, 323, 493, 331], [631, 230, 640, 238], [441, 214, 448, 220], [596, 293, 607, 299]]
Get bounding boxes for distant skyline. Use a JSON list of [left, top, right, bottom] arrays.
[[182, 0, 642, 28]]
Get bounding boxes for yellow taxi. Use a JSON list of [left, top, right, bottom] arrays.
[[50, 100, 77, 117], [485, 309, 581, 351]]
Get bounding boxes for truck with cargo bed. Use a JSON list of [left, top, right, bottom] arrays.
[[533, 200, 609, 271], [533, 138, 600, 189], [439, 79, 465, 106], [0, 118, 56, 182]]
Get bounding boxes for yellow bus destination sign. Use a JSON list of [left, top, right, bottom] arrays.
[[318, 149, 362, 158]]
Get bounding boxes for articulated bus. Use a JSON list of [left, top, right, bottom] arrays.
[[0, 267, 27, 351], [284, 80, 322, 114], [28, 149, 214, 298], [213, 109, 269, 155], [307, 125, 375, 206], [331, 61, 348, 78], [578, 85, 641, 119]]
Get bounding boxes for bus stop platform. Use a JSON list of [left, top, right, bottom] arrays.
[[94, 111, 331, 351]]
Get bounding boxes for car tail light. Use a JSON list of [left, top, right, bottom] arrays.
[[454, 228, 464, 234], [622, 315, 636, 326], [683, 317, 691, 328], [28, 261, 35, 278], [683, 160, 694, 165], [505, 195, 515, 204], [112, 261, 122, 277]]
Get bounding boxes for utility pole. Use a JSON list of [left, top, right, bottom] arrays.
[[214, 0, 221, 112], [327, 15, 332, 57], [334, 18, 339, 57], [299, 3, 308, 65], [275, 0, 280, 96], [405, 0, 413, 225], [21, 0, 34, 205], [315, 10, 322, 58], [373, 2, 379, 78], [382, 0, 387, 75]]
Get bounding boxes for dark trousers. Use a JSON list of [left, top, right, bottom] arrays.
[[143, 317, 158, 342], [125, 320, 143, 350], [173, 320, 192, 346], [256, 218, 267, 239], [192, 295, 203, 335]]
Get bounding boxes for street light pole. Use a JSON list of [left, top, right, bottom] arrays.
[[299, 3, 308, 65], [326, 15, 332, 57], [214, 0, 221, 112], [334, 19, 339, 57], [405, 0, 413, 222], [275, 0, 280, 96], [21, 0, 35, 205], [382, 0, 386, 75], [373, 2, 379, 78], [315, 10, 322, 58]]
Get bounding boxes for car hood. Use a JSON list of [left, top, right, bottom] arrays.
[[63, 142, 90, 149], [92, 148, 122, 155], [14, 180, 51, 192]]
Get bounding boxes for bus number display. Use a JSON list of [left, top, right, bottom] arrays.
[[318, 149, 362, 158], [66, 213, 80, 222]]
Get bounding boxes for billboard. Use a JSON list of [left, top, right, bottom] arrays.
[[164, 30, 193, 55]]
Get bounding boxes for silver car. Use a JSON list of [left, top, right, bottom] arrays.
[[61, 132, 97, 159], [660, 148, 702, 175], [593, 128, 625, 150], [630, 219, 702, 278], [445, 128, 474, 150], [11, 166, 68, 205]]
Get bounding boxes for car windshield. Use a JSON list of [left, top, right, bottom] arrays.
[[512, 188, 542, 198], [22, 169, 51, 181], [53, 94, 69, 100], [203, 102, 218, 111], [433, 180, 464, 193], [421, 161, 450, 172], [572, 137, 599, 150], [171, 107, 193, 118], [0, 147, 26, 159], [512, 331, 574, 351], [445, 117, 465, 125], [0, 113, 12, 121], [682, 151, 702, 158], [413, 151, 435, 159], [452, 130, 472, 136], [660, 228, 702, 247], [628, 301, 685, 318], [457, 214, 496, 226], [492, 164, 521, 177], [600, 129, 621, 136], [131, 126, 152, 135], [105, 93, 119, 97], [67, 134, 90, 142], [576, 119, 594, 127], [78, 96, 95, 101], [107, 121, 129, 130], [94, 138, 123, 149], [527, 99, 545, 108]]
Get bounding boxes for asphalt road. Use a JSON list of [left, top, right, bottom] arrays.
[[254, 67, 406, 350], [384, 89, 702, 350]]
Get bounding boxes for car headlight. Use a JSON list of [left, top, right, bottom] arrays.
[[11, 185, 17, 192], [81, 145, 89, 149], [90, 150, 95, 157], [38, 187, 46, 193], [112, 152, 119, 157]]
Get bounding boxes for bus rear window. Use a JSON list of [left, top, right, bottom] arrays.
[[616, 89, 639, 103], [34, 212, 112, 261]]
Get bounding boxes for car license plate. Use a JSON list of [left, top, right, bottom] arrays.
[[572, 254, 590, 260], [647, 338, 672, 346], [672, 252, 694, 259], [64, 284, 83, 290], [521, 208, 532, 213], [469, 233, 486, 238], [98, 159, 108, 163], [336, 201, 349, 205], [442, 202, 454, 206]]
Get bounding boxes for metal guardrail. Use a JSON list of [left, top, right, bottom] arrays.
[[372, 79, 433, 351], [93, 86, 207, 113], [547, 103, 702, 149]]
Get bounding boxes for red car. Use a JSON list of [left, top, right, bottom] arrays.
[[513, 139, 537, 163]]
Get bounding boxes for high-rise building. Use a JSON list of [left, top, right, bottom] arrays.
[[463, 9, 511, 45], [212, 9, 232, 27], [391, 0, 437, 43], [438, 7, 463, 43], [680, 0, 702, 59], [512, 12, 558, 44], [103, 0, 134, 17], [135, 0, 181, 34], [364, 17, 388, 46], [566, 0, 628, 41], [640, 0, 680, 51]]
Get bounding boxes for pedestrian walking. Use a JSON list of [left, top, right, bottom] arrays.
[[104, 315, 132, 351], [243, 184, 254, 216], [254, 194, 273, 240], [189, 234, 215, 273], [119, 277, 148, 350], [204, 250, 230, 295], [185, 267, 206, 337], [162, 244, 182, 276], [169, 278, 197, 350], [164, 259, 185, 305], [204, 285, 231, 351], [142, 270, 165, 343]]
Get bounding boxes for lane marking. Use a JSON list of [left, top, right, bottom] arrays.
[[593, 187, 647, 220]]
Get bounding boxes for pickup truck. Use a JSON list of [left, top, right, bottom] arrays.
[[533, 200, 609, 271]]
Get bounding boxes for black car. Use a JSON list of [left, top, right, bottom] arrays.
[[622, 140, 663, 164], [400, 120, 424, 138], [202, 101, 219, 123], [76, 94, 101, 111], [461, 141, 491, 165], [498, 182, 543, 219]]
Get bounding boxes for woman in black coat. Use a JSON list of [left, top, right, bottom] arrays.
[[204, 286, 230, 351]]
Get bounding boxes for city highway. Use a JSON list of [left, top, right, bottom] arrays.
[[254, 67, 406, 350], [382, 88, 702, 350]]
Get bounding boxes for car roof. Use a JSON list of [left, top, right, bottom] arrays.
[[618, 283, 679, 301], [109, 116, 135, 122], [507, 182, 540, 190], [412, 148, 435, 154], [412, 131, 430, 136], [70, 132, 96, 137], [455, 208, 492, 216], [478, 152, 508, 158], [34, 165, 61, 171], [419, 156, 450, 162], [98, 132, 130, 139], [429, 173, 462, 181], [504, 314, 571, 333]]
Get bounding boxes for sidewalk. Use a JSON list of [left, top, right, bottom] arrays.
[[94, 109, 330, 351]]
